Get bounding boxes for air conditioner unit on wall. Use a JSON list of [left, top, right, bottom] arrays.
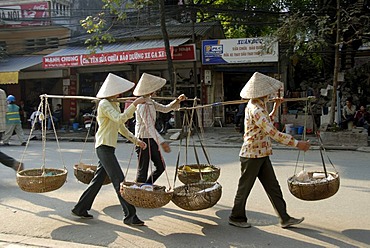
[[204, 70, 211, 85]]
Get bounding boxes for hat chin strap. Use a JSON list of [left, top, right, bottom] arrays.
[[259, 95, 269, 101]]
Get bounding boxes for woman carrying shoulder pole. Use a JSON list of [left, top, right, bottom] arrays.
[[72, 73, 147, 226]]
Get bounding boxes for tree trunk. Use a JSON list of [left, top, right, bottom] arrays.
[[159, 0, 175, 96], [329, 0, 340, 125]]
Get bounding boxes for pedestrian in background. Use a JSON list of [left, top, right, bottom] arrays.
[[47, 103, 63, 130], [29, 106, 42, 130], [0, 89, 24, 171], [19, 100, 30, 128], [229, 72, 310, 229], [133, 73, 186, 184], [341, 97, 356, 130], [234, 101, 246, 133], [72, 73, 147, 226], [2, 95, 26, 146]]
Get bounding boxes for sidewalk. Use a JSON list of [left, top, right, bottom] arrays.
[[22, 126, 370, 152]]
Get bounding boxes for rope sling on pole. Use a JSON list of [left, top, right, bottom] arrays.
[[73, 100, 112, 185], [119, 98, 174, 209], [16, 96, 68, 193], [171, 99, 222, 211]]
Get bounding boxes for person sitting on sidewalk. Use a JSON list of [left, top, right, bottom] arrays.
[[229, 72, 310, 229], [47, 104, 62, 130], [340, 97, 356, 130], [353, 104, 370, 134]]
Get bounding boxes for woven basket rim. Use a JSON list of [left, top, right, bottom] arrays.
[[287, 171, 340, 201], [16, 168, 68, 193], [178, 164, 220, 169], [73, 164, 111, 185], [172, 182, 222, 211], [121, 181, 173, 194], [74, 163, 97, 169], [174, 182, 222, 194], [287, 171, 339, 185], [120, 181, 173, 208], [17, 168, 68, 178], [177, 164, 221, 184], [73, 164, 97, 173]]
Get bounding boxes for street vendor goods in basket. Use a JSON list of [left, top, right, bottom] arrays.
[[177, 164, 220, 184], [120, 182, 173, 208], [287, 128, 340, 201], [172, 182, 222, 211], [73, 163, 111, 185], [287, 170, 339, 201], [288, 99, 340, 201], [17, 168, 68, 193]]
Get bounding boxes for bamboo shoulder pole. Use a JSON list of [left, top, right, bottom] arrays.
[[40, 94, 315, 111], [40, 94, 199, 102], [178, 96, 316, 111]]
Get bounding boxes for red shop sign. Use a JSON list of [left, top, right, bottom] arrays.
[[173, 44, 196, 61], [43, 44, 196, 69]]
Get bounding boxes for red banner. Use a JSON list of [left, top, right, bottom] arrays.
[[43, 44, 196, 69], [0, 2, 50, 27], [173, 44, 196, 61]]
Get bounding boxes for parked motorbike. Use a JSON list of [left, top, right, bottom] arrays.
[[156, 112, 174, 134], [83, 112, 98, 136]]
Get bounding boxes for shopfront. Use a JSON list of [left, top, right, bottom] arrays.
[[201, 37, 280, 127], [0, 56, 67, 127], [42, 40, 198, 125]]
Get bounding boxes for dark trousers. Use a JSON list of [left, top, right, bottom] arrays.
[[230, 156, 290, 222], [0, 151, 16, 168], [341, 115, 354, 129], [136, 138, 165, 184], [0, 132, 17, 169], [73, 145, 137, 221]]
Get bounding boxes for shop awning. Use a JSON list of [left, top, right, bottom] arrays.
[[43, 38, 194, 69], [0, 56, 43, 84]]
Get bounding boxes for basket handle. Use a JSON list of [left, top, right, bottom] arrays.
[[318, 143, 328, 178], [293, 101, 338, 176], [193, 139, 204, 181], [192, 117, 211, 165], [173, 113, 188, 187]]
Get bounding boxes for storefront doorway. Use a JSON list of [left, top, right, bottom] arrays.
[[223, 72, 251, 125]]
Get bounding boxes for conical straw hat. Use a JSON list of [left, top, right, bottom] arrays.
[[133, 73, 166, 96], [96, 73, 134, 98], [240, 72, 283, 99]]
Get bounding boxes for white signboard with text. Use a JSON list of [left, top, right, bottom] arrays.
[[202, 38, 278, 65]]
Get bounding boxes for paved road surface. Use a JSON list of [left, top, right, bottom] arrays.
[[0, 140, 369, 247]]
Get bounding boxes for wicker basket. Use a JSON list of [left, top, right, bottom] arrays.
[[17, 168, 68, 193], [172, 182, 222, 211], [120, 182, 173, 208], [73, 164, 111, 185], [287, 171, 340, 201], [177, 164, 220, 184]]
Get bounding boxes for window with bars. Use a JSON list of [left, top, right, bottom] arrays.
[[25, 37, 59, 51]]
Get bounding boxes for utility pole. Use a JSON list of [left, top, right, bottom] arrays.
[[159, 0, 175, 96]]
